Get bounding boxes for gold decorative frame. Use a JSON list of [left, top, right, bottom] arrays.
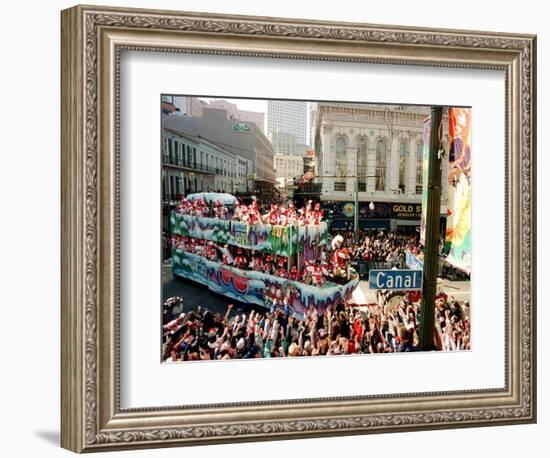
[[61, 4, 537, 453]]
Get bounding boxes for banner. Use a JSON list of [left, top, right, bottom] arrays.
[[405, 250, 424, 271], [445, 108, 472, 274], [420, 117, 431, 245]]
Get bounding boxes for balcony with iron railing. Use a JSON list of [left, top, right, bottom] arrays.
[[162, 154, 217, 174]]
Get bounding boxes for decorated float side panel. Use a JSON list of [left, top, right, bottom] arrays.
[[172, 249, 358, 316], [171, 212, 328, 257]]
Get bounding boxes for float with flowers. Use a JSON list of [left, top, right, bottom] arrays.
[[170, 193, 359, 315]]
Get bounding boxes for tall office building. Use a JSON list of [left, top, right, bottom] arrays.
[[267, 100, 308, 147]]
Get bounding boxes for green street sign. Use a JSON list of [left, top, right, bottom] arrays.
[[232, 122, 251, 132]]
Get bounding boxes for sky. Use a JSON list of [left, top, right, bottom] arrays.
[[199, 97, 268, 115], [199, 97, 311, 144]]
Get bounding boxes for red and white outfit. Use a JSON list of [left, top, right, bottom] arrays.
[[234, 249, 247, 269], [277, 267, 288, 278], [288, 266, 299, 281], [312, 264, 324, 286], [205, 242, 217, 260], [312, 203, 323, 225], [213, 201, 228, 219]]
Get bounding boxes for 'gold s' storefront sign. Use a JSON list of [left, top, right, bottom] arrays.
[[391, 203, 422, 219]]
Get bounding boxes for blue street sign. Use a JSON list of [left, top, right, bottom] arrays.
[[368, 269, 423, 290]]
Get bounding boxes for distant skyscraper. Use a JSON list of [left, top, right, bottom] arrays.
[[267, 100, 307, 146]]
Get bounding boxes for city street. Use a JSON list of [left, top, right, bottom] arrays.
[[162, 260, 262, 317], [164, 259, 470, 316], [351, 277, 470, 305]]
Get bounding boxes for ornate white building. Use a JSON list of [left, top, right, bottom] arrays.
[[311, 103, 449, 211]]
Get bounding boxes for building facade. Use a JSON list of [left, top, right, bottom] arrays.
[[274, 154, 304, 183], [162, 129, 252, 201], [311, 103, 450, 230], [162, 108, 275, 197], [267, 100, 308, 146], [161, 95, 206, 118], [207, 99, 265, 133]]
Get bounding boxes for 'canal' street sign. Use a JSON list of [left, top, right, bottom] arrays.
[[369, 269, 423, 290]]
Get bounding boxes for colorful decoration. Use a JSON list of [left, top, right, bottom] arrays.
[[172, 249, 358, 315], [420, 117, 430, 246], [171, 212, 328, 257], [446, 108, 472, 274]]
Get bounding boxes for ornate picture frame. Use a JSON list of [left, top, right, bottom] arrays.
[[61, 4, 536, 453]]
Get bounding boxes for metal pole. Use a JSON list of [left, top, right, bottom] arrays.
[[419, 106, 443, 351], [354, 146, 359, 243]]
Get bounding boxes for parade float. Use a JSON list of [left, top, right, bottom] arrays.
[[170, 193, 359, 315]]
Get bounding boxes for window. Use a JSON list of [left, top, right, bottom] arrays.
[[399, 141, 407, 193], [357, 137, 367, 192], [335, 135, 346, 191], [167, 138, 173, 160], [334, 182, 346, 192], [177, 142, 183, 165], [375, 139, 387, 191], [416, 141, 424, 194]]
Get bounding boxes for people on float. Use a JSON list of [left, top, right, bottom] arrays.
[[278, 206, 288, 226], [263, 204, 280, 226], [245, 198, 260, 225], [276, 264, 288, 278], [312, 203, 323, 225], [213, 200, 228, 219], [312, 261, 324, 287], [262, 254, 273, 274], [233, 201, 243, 220], [205, 241, 217, 261], [301, 260, 315, 285], [286, 202, 297, 224], [288, 265, 299, 281], [330, 235, 350, 279], [234, 248, 248, 270], [240, 203, 250, 223]]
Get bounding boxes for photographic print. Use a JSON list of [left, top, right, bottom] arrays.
[[161, 97, 472, 362], [61, 6, 536, 451]]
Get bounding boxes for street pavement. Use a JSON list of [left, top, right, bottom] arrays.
[[162, 260, 262, 317], [351, 277, 470, 304]]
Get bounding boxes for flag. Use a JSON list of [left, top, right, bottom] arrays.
[[445, 108, 471, 274]]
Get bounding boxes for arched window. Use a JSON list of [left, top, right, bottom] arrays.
[[399, 141, 407, 193], [416, 141, 424, 194], [375, 139, 387, 191], [334, 136, 347, 191], [357, 137, 368, 192]]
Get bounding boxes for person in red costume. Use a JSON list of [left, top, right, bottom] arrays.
[[288, 265, 299, 281], [330, 234, 350, 280], [312, 202, 323, 225], [247, 199, 262, 225], [312, 262, 324, 286], [205, 241, 217, 261], [286, 201, 297, 224], [234, 248, 248, 270], [305, 200, 314, 223], [233, 201, 242, 220], [213, 200, 227, 219], [277, 265, 288, 278], [240, 204, 249, 223]]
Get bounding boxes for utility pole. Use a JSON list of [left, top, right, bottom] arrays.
[[354, 146, 359, 243], [419, 106, 443, 351]]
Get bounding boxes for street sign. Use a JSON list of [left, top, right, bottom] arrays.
[[232, 122, 251, 132], [368, 269, 423, 290]]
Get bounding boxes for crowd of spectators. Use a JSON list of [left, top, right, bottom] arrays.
[[162, 290, 470, 362]]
